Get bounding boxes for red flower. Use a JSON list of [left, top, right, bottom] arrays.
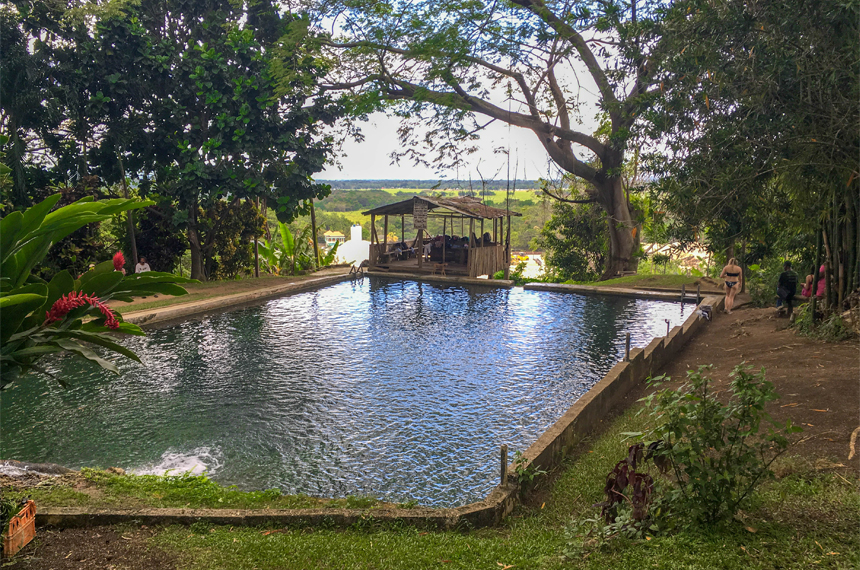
[[113, 251, 125, 271], [44, 291, 120, 330]]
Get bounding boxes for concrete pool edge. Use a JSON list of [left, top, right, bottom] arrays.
[[34, 295, 720, 531], [519, 295, 724, 475], [524, 281, 705, 303], [119, 272, 353, 328]]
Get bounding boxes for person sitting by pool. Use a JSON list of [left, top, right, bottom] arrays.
[[815, 264, 826, 297], [801, 267, 815, 298], [719, 257, 743, 314]]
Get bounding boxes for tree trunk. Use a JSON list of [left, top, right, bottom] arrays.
[[309, 198, 320, 269], [187, 206, 206, 281], [598, 177, 637, 280], [9, 122, 28, 209], [117, 153, 138, 265]]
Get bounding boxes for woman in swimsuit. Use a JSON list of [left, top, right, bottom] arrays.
[[719, 257, 743, 314]]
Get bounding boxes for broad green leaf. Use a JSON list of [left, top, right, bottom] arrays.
[[79, 260, 117, 290], [0, 211, 23, 264], [54, 330, 141, 363], [19, 194, 62, 237], [79, 270, 124, 297], [54, 338, 119, 374]]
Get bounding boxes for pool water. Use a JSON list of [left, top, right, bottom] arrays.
[[0, 278, 686, 507]]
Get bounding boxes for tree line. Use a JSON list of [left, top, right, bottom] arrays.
[[2, 0, 857, 312]]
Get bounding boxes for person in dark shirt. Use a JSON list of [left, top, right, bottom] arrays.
[[777, 261, 799, 318]]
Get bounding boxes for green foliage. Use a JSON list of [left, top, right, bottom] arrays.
[[511, 450, 547, 486], [537, 197, 607, 282], [208, 201, 266, 281], [791, 303, 855, 342], [130, 199, 187, 274], [638, 364, 801, 525], [259, 221, 315, 275], [345, 496, 378, 509], [0, 195, 195, 389], [28, 177, 117, 281], [746, 261, 784, 308]]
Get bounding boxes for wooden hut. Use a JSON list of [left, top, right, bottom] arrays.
[[362, 196, 521, 278]]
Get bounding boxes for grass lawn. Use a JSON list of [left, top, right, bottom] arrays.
[[108, 272, 341, 315], [136, 405, 858, 569], [568, 274, 719, 291]]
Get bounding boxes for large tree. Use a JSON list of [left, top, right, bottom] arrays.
[[126, 0, 342, 280], [646, 0, 859, 308], [317, 0, 668, 278]]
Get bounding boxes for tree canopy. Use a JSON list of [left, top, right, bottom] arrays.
[[316, 0, 672, 278]]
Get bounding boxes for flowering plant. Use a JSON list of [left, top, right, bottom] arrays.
[[112, 251, 125, 272], [1, 194, 196, 389]]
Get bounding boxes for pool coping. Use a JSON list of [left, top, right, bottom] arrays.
[[34, 292, 722, 530], [524, 281, 704, 303], [367, 271, 515, 288]]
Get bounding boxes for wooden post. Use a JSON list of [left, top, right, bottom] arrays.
[[309, 198, 320, 269], [624, 332, 631, 361], [401, 215, 405, 242], [504, 214, 511, 280], [370, 214, 376, 267], [383, 214, 389, 252], [442, 217, 447, 264], [681, 284, 686, 303], [696, 284, 701, 305], [417, 228, 423, 268], [469, 218, 475, 277], [500, 444, 508, 486], [480, 219, 484, 246]]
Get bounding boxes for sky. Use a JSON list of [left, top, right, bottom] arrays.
[[318, 112, 562, 182]]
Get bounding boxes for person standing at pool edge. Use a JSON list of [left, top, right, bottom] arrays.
[[720, 257, 743, 314]]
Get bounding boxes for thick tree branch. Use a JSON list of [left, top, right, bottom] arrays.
[[541, 187, 598, 203], [362, 73, 606, 162], [508, 0, 621, 124]]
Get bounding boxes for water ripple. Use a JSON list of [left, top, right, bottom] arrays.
[[0, 279, 687, 506]]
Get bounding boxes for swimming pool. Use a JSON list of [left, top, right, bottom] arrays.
[[0, 278, 686, 507]]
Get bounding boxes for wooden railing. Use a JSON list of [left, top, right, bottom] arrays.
[[469, 244, 507, 278]]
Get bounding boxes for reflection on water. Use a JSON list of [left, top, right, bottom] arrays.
[[0, 278, 686, 506]]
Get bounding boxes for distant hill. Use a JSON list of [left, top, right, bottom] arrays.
[[317, 179, 541, 191]]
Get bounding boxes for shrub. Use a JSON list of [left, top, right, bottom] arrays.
[[747, 260, 784, 307], [638, 364, 801, 525], [791, 303, 855, 341]]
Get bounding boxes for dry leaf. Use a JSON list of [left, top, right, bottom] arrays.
[[745, 526, 757, 533]]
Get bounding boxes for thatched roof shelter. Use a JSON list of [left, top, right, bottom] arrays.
[[362, 196, 521, 279]]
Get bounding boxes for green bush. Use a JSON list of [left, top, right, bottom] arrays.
[[791, 303, 855, 341], [747, 260, 784, 307], [637, 364, 801, 525]]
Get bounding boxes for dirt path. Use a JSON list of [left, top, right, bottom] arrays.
[[622, 303, 859, 473]]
